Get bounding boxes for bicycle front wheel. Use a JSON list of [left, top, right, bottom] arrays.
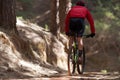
[[77, 47, 85, 74]]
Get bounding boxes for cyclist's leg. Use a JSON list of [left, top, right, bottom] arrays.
[[69, 36, 74, 53], [77, 26, 84, 56], [77, 20, 85, 57], [69, 17, 85, 57], [77, 37, 83, 59], [77, 37, 83, 51], [76, 27, 85, 63]]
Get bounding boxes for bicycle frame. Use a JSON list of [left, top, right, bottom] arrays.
[[73, 34, 79, 63], [68, 33, 91, 75]]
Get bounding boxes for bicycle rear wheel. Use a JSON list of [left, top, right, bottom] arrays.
[[77, 47, 85, 74], [68, 47, 76, 75]]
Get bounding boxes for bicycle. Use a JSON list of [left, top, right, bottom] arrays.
[[67, 33, 91, 75]]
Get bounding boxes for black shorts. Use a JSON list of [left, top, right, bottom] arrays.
[[69, 18, 85, 37]]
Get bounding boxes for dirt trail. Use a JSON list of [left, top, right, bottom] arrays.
[[1, 72, 120, 80]]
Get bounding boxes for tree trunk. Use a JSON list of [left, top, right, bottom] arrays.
[[66, 0, 72, 13], [59, 0, 66, 33], [0, 0, 2, 26], [50, 0, 59, 36], [50, 0, 71, 37], [0, 0, 35, 61], [59, 0, 71, 33], [0, 0, 18, 34]]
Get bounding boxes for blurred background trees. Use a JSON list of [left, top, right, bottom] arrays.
[[16, 0, 120, 37], [2, 0, 120, 38]]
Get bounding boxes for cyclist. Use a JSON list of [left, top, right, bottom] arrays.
[[65, 0, 96, 62]]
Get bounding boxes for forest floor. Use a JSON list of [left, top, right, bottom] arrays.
[[0, 71, 120, 80]]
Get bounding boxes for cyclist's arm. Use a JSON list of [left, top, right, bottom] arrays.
[[86, 10, 95, 33]]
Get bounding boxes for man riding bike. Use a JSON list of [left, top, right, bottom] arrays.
[[65, 0, 96, 62]]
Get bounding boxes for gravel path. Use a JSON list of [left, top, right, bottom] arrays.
[[1, 72, 119, 80]]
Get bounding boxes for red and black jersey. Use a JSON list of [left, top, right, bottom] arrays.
[[65, 6, 95, 33]]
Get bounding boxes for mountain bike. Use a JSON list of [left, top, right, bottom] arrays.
[[67, 33, 91, 75]]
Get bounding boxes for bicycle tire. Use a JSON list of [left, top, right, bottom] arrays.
[[77, 47, 85, 74], [67, 47, 76, 75]]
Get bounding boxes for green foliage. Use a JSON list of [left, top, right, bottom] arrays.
[[45, 24, 49, 31], [16, 0, 34, 19], [16, 11, 34, 19], [82, 0, 120, 47], [101, 70, 108, 74]]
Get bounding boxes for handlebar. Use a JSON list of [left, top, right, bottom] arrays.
[[82, 34, 92, 38], [66, 32, 94, 38]]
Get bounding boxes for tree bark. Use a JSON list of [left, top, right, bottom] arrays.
[[59, 0, 71, 33], [50, 0, 71, 37], [66, 0, 72, 13], [50, 0, 58, 36], [0, 0, 18, 34], [59, 0, 66, 33]]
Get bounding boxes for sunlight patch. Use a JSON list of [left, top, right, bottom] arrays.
[[18, 60, 58, 75]]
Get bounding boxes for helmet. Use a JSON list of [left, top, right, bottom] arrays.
[[76, 0, 85, 6]]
